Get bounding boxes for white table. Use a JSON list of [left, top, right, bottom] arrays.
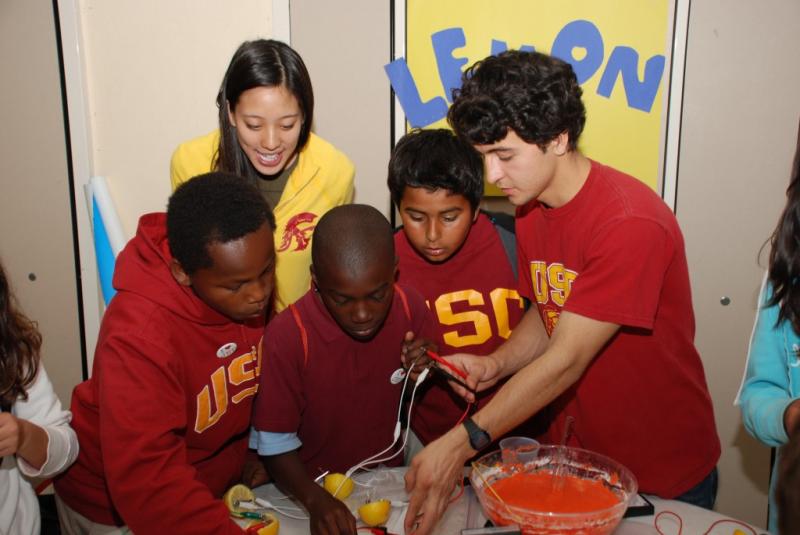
[[251, 468, 769, 535], [251, 468, 482, 534], [619, 497, 769, 535]]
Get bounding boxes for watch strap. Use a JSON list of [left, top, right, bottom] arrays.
[[463, 417, 491, 451]]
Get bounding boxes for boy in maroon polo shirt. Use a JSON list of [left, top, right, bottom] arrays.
[[388, 128, 528, 451], [251, 204, 434, 535]]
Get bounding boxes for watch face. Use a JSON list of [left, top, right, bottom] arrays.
[[473, 431, 491, 450], [465, 418, 491, 451]]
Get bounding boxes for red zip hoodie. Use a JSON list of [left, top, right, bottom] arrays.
[[55, 213, 263, 534]]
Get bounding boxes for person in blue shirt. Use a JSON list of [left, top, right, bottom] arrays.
[[738, 121, 800, 533]]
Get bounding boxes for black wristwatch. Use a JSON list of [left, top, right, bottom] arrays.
[[462, 417, 492, 451]]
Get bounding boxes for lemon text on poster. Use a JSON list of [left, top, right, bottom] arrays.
[[385, 19, 665, 128]]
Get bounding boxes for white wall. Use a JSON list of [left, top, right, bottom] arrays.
[[676, 0, 800, 526], [1, 0, 83, 406], [78, 0, 275, 237], [290, 1, 394, 216]]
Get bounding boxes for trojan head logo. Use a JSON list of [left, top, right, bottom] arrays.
[[278, 212, 318, 252], [541, 304, 560, 336]]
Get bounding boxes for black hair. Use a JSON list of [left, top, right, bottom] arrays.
[[216, 39, 314, 180], [387, 128, 484, 212], [312, 204, 394, 279], [0, 260, 41, 408], [448, 50, 586, 151], [167, 172, 275, 275], [767, 120, 800, 332]]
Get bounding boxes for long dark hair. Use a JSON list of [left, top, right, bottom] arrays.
[[767, 120, 800, 332], [0, 261, 41, 408], [215, 39, 314, 182]]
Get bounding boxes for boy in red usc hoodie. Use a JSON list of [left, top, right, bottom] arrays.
[[55, 173, 276, 534]]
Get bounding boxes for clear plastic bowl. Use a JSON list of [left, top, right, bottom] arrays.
[[470, 445, 638, 535]]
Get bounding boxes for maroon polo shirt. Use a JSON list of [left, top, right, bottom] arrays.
[[253, 284, 433, 477]]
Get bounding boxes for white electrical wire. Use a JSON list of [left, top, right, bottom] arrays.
[[330, 356, 429, 496], [345, 365, 430, 477]]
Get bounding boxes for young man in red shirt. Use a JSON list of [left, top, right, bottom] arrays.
[[251, 204, 434, 535], [55, 173, 276, 534], [404, 50, 721, 535], [388, 128, 531, 452]]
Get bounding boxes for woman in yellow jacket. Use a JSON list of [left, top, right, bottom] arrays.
[[171, 39, 354, 311]]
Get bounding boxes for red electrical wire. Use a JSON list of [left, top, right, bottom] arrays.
[[426, 349, 468, 379], [654, 510, 759, 535], [655, 510, 683, 534]]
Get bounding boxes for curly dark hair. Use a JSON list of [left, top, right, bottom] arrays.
[[448, 50, 586, 151], [767, 120, 800, 332], [388, 128, 484, 212], [0, 261, 41, 408], [167, 172, 276, 275], [216, 39, 314, 181]]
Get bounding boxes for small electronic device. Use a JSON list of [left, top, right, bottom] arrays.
[[462, 526, 522, 535], [623, 493, 655, 518]]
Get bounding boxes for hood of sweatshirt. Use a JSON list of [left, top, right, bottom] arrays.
[[112, 212, 233, 327]]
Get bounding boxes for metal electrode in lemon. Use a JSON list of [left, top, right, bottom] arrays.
[[223, 484, 256, 513]]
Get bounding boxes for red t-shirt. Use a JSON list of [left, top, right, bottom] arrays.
[[395, 213, 526, 444], [252, 284, 433, 477], [516, 160, 720, 497]]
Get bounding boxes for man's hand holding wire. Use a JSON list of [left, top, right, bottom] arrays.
[[438, 353, 502, 403]]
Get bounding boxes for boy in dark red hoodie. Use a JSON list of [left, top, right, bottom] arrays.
[[55, 173, 276, 534]]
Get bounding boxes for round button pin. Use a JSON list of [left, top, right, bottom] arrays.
[[390, 368, 407, 384]]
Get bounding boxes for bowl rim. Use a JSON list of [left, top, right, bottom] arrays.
[[469, 444, 639, 520]]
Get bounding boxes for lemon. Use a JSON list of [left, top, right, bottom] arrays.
[[358, 499, 391, 526], [323, 472, 354, 499], [245, 514, 279, 535], [223, 483, 255, 513]]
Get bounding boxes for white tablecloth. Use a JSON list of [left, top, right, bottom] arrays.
[[620, 496, 769, 535], [251, 468, 769, 535]]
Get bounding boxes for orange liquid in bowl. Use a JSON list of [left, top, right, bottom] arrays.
[[472, 446, 636, 535], [491, 471, 619, 512]]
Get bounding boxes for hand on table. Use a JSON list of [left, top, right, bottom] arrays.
[[404, 430, 472, 535], [306, 487, 357, 535], [242, 456, 270, 488]]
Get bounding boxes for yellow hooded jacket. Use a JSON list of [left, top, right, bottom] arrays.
[[170, 130, 355, 311]]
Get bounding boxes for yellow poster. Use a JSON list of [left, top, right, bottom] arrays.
[[386, 0, 682, 196]]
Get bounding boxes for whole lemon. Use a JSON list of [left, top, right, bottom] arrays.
[[323, 473, 354, 499], [358, 499, 391, 526]]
